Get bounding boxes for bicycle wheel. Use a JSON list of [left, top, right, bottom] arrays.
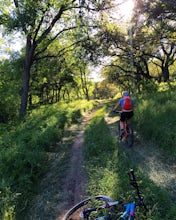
[[125, 124, 134, 148], [63, 195, 113, 220]]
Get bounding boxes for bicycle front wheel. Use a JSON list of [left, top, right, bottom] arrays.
[[63, 195, 113, 220]]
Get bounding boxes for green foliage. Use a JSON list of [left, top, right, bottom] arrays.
[[134, 85, 176, 155], [84, 106, 117, 197], [83, 102, 175, 220], [0, 58, 23, 121], [139, 79, 159, 93], [0, 99, 97, 219]]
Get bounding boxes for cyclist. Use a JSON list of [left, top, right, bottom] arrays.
[[113, 91, 134, 136]]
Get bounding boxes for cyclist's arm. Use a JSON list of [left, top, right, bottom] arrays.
[[113, 101, 120, 111]]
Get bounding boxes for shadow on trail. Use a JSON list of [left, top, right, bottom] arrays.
[[105, 112, 176, 202]]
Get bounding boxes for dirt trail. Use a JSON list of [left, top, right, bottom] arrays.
[[105, 113, 176, 202], [56, 112, 94, 220], [27, 110, 175, 220], [25, 112, 93, 220], [59, 111, 176, 220]]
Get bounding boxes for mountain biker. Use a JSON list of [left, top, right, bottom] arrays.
[[113, 91, 134, 136]]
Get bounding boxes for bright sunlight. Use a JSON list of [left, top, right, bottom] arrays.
[[111, 0, 135, 23]]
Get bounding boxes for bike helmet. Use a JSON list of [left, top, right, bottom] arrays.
[[122, 91, 129, 97]]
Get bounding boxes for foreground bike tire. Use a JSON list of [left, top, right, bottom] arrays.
[[63, 195, 113, 220]]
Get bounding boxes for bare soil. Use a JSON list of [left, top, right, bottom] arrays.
[[26, 111, 176, 220], [57, 112, 95, 220]]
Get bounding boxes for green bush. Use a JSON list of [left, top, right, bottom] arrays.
[[0, 99, 97, 219]]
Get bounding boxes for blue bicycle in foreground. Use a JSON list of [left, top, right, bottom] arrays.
[[63, 169, 148, 220]]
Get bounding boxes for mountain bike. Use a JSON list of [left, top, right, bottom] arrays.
[[63, 169, 148, 220], [113, 111, 134, 148]]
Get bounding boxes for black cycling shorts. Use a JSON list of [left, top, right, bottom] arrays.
[[120, 111, 134, 122]]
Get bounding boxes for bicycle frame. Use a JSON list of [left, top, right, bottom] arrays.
[[119, 202, 135, 219], [63, 169, 147, 220]]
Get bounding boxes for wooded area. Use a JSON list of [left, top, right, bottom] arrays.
[[0, 0, 175, 121], [0, 1, 176, 219]]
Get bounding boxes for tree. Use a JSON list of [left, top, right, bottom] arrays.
[[133, 0, 176, 82], [0, 0, 111, 117], [94, 0, 176, 89]]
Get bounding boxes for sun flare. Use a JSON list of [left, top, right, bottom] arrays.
[[112, 0, 135, 23]]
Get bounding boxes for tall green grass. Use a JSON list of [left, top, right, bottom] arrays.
[[84, 107, 118, 197], [134, 88, 176, 156], [0, 100, 98, 220], [83, 104, 176, 219]]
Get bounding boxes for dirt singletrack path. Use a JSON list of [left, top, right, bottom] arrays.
[[26, 110, 175, 220], [56, 111, 95, 220], [105, 112, 176, 202], [25, 111, 94, 220]]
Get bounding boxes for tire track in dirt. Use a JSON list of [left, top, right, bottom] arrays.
[[105, 113, 176, 202]]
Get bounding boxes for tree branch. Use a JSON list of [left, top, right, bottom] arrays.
[[36, 5, 66, 45]]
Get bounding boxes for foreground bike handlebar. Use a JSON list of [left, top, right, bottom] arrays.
[[63, 169, 147, 220], [81, 169, 147, 220]]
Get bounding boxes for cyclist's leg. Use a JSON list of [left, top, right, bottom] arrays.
[[120, 112, 128, 135], [120, 112, 127, 132], [126, 111, 134, 132]]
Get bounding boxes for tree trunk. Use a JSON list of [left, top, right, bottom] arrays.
[[19, 35, 34, 118], [162, 63, 170, 82]]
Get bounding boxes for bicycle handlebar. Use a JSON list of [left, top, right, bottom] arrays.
[[82, 200, 122, 217], [112, 110, 122, 113], [82, 169, 147, 219]]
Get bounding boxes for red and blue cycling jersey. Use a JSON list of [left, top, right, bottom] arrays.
[[119, 96, 134, 112]]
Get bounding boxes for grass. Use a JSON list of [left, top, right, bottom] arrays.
[[0, 100, 99, 220], [134, 88, 176, 156], [83, 102, 176, 220], [0, 85, 176, 219]]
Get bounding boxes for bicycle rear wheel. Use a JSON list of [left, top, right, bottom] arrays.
[[63, 195, 113, 220]]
